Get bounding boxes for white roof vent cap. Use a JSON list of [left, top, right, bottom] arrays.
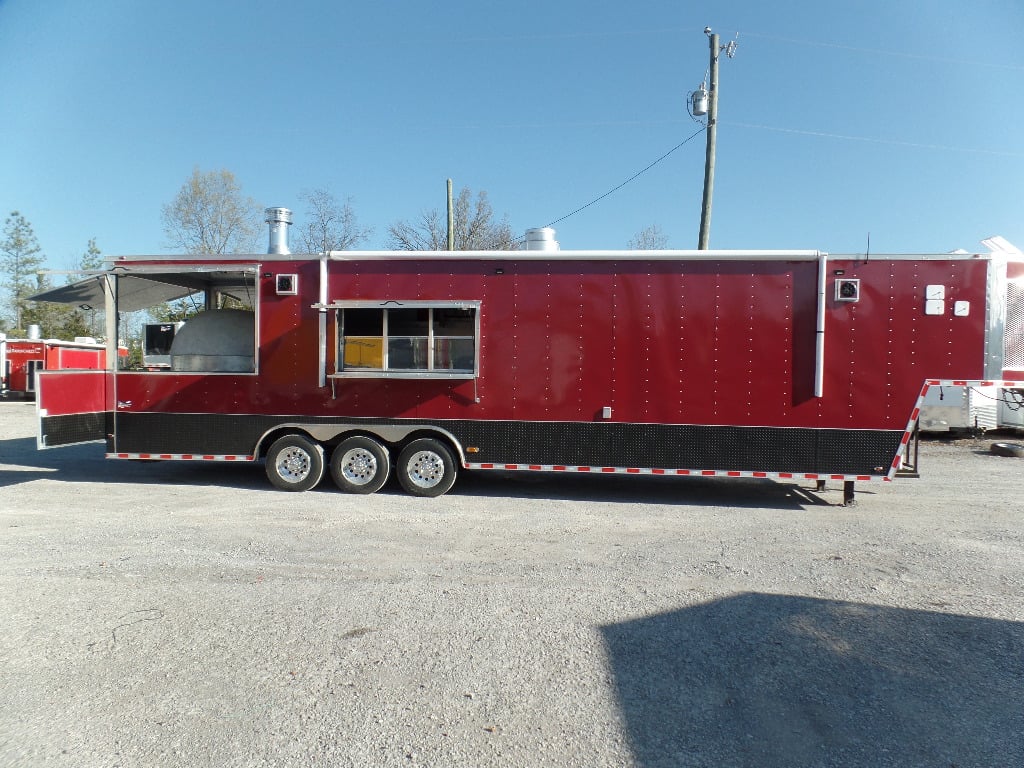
[[524, 227, 559, 251]]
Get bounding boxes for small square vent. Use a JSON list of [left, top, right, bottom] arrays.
[[275, 274, 298, 295], [835, 278, 860, 302]]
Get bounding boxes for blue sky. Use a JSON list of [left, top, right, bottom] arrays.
[[1, 0, 1022, 269]]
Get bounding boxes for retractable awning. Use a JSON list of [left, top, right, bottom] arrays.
[[31, 269, 257, 313]]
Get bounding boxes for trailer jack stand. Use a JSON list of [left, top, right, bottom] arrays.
[[842, 481, 856, 506], [815, 479, 826, 492]]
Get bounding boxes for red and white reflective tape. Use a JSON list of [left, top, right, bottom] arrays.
[[463, 462, 877, 483], [925, 379, 1023, 388], [108, 452, 254, 462], [894, 378, 1024, 480]]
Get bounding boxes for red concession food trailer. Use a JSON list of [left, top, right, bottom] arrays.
[[32, 210, 1024, 502], [1, 334, 109, 399]]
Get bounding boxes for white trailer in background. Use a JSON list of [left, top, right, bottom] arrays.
[[918, 385, 999, 434], [998, 389, 1024, 433]]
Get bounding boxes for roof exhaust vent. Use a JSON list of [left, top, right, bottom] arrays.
[[524, 227, 559, 251], [265, 207, 293, 255]]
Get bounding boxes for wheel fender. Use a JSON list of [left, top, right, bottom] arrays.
[[255, 423, 467, 466]]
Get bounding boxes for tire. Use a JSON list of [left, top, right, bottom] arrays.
[[265, 434, 325, 491], [396, 438, 458, 497], [990, 442, 1024, 458], [330, 436, 390, 494]]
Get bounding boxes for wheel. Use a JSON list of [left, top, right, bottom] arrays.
[[330, 436, 390, 494], [990, 442, 1024, 458], [265, 434, 325, 491], [396, 438, 458, 497]]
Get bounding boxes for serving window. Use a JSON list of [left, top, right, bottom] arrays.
[[333, 301, 479, 378]]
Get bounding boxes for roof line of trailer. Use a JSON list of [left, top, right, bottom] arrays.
[[327, 249, 827, 261], [101, 250, 998, 264], [104, 250, 826, 263], [329, 250, 994, 262], [329, 252, 999, 264]]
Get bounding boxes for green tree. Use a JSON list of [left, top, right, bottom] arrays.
[[387, 187, 516, 251], [22, 273, 91, 340], [1, 211, 46, 333], [147, 296, 204, 322], [297, 188, 372, 253], [80, 237, 103, 271], [74, 238, 105, 337]]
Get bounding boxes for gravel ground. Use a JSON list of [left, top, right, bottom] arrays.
[[1, 399, 1022, 767]]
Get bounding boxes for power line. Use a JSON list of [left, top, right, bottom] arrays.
[[381, 26, 1024, 72], [725, 120, 1024, 158], [724, 30, 1024, 71], [544, 127, 706, 229]]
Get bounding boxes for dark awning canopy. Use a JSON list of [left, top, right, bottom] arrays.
[[31, 268, 257, 313]]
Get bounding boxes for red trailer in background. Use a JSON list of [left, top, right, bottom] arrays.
[[30, 212, 1024, 503], [0, 335, 112, 399]]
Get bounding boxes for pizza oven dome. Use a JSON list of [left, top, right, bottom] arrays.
[[169, 309, 255, 372]]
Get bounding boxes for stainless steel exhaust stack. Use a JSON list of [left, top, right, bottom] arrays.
[[524, 227, 559, 251], [265, 207, 293, 255]]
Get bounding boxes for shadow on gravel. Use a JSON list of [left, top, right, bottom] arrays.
[[0, 433, 870, 506], [455, 470, 861, 510], [601, 593, 1023, 768], [0, 436, 268, 491]]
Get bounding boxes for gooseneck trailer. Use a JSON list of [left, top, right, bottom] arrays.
[[32, 211, 1024, 501]]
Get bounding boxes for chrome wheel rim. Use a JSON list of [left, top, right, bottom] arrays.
[[406, 450, 445, 489], [340, 447, 378, 486], [276, 447, 312, 483]]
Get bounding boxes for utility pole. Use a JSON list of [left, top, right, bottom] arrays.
[[697, 29, 720, 250], [447, 178, 455, 251]]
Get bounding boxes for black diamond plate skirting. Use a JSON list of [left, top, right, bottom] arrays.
[[109, 412, 901, 477]]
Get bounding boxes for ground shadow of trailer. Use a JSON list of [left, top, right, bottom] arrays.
[[0, 436, 266, 492], [455, 469, 854, 510], [0, 432, 861, 508], [600, 593, 1023, 767]]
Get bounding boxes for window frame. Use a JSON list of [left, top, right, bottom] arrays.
[[113, 266, 261, 375], [330, 300, 481, 379]]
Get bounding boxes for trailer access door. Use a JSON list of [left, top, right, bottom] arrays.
[[36, 369, 111, 449]]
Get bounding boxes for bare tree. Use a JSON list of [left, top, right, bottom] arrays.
[[388, 187, 517, 251], [158, 168, 261, 319], [161, 168, 262, 255], [628, 224, 669, 250], [297, 188, 371, 253]]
